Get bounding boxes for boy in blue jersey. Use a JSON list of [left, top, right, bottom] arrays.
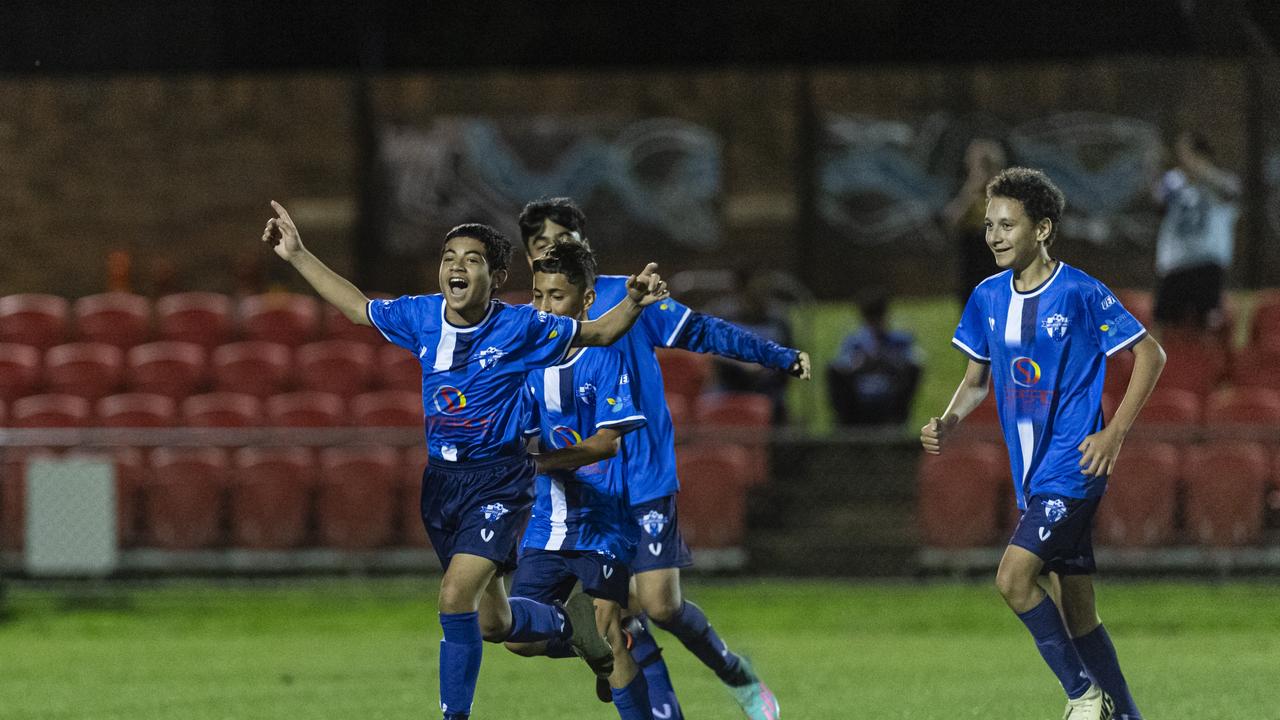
[[502, 242, 652, 719], [518, 198, 809, 720], [921, 169, 1165, 720], [261, 201, 671, 720]]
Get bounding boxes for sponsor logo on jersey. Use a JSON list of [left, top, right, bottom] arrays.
[[1101, 295, 1116, 310], [1011, 357, 1042, 387], [605, 397, 625, 413], [641, 510, 668, 536], [552, 426, 583, 448], [482, 502, 509, 521], [433, 386, 467, 414], [1042, 313, 1070, 340], [1099, 318, 1123, 337], [619, 372, 629, 385], [473, 346, 506, 369], [1042, 498, 1068, 524]]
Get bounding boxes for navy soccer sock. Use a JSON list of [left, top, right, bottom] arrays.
[[439, 611, 483, 719], [611, 673, 653, 720], [505, 596, 569, 643], [1016, 596, 1092, 699], [629, 616, 683, 720], [540, 636, 578, 658], [651, 601, 750, 686], [1074, 624, 1141, 718]]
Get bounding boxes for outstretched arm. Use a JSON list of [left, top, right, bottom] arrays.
[[672, 312, 810, 379], [1077, 335, 1166, 476], [532, 428, 623, 474], [261, 201, 371, 326], [920, 359, 991, 455], [575, 263, 668, 347]]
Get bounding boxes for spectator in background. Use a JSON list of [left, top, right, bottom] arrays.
[[1153, 130, 1240, 331], [709, 268, 795, 423], [943, 139, 1007, 306], [827, 289, 922, 427]]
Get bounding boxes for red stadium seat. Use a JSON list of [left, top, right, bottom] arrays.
[[229, 447, 316, 549], [1158, 330, 1227, 398], [1205, 387, 1280, 428], [1102, 346, 1134, 400], [693, 392, 772, 485], [664, 392, 691, 431], [1113, 288, 1154, 330], [322, 302, 383, 345], [44, 342, 124, 400], [266, 391, 344, 427], [1227, 344, 1280, 392], [97, 393, 177, 427], [155, 292, 233, 348], [1094, 441, 1179, 547], [0, 400, 6, 426], [0, 343, 41, 402], [0, 294, 69, 349], [181, 392, 262, 427], [0, 448, 59, 550], [351, 390, 421, 427], [656, 350, 711, 408], [674, 443, 752, 548], [376, 345, 421, 391], [1137, 387, 1202, 427], [144, 447, 229, 549], [296, 340, 375, 398], [211, 341, 292, 398], [316, 446, 399, 549], [917, 442, 1008, 547], [1184, 441, 1269, 547], [400, 446, 430, 547], [73, 292, 151, 348], [1249, 295, 1280, 346], [125, 341, 207, 399], [239, 293, 319, 346], [11, 394, 91, 427]]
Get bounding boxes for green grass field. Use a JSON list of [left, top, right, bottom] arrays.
[[3, 577, 1277, 719]]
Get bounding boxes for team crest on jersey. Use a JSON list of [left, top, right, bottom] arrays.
[[536, 310, 550, 322], [640, 510, 667, 536], [473, 346, 506, 369], [1042, 313, 1070, 340], [482, 503, 509, 522], [1042, 498, 1068, 524], [577, 382, 597, 404]]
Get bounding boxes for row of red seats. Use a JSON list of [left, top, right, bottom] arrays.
[[919, 440, 1280, 549], [965, 386, 1280, 428], [0, 340, 420, 402], [0, 292, 384, 350], [0, 442, 759, 552]]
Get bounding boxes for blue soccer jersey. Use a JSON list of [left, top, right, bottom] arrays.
[[951, 262, 1146, 508], [367, 295, 579, 463], [522, 346, 646, 559]]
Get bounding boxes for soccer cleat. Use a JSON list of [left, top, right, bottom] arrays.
[[728, 657, 780, 720], [564, 592, 614, 679], [1062, 684, 1115, 720]]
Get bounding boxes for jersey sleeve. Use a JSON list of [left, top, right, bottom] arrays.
[[670, 312, 798, 370], [1084, 281, 1147, 357], [638, 296, 695, 348], [951, 291, 991, 363], [592, 350, 646, 434], [366, 295, 430, 353], [510, 304, 580, 369]]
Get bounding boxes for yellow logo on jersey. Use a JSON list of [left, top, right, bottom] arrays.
[[549, 329, 558, 339]]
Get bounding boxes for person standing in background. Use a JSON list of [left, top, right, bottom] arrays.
[[944, 139, 1008, 306]]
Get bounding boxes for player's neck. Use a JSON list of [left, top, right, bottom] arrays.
[[1011, 253, 1057, 292], [445, 300, 490, 327]]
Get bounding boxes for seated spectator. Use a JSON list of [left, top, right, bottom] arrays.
[[827, 290, 921, 426]]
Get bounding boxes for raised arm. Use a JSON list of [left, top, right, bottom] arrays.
[[574, 263, 668, 347], [1077, 335, 1166, 476], [261, 201, 371, 326], [920, 359, 991, 455], [672, 312, 811, 379], [533, 427, 623, 474]]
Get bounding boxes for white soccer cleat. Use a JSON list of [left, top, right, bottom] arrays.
[[1062, 684, 1115, 720]]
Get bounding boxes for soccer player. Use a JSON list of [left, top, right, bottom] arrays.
[[503, 241, 651, 719], [518, 198, 810, 720], [921, 168, 1164, 720], [261, 201, 670, 720]]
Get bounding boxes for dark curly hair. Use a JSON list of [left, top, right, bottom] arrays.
[[986, 167, 1066, 244], [531, 238, 597, 292], [443, 223, 513, 274], [518, 197, 589, 250]]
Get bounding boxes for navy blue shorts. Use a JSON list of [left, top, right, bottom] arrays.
[[1009, 493, 1101, 576], [509, 548, 632, 606], [420, 454, 535, 574], [629, 495, 693, 573]]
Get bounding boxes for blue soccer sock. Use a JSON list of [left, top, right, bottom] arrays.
[[439, 611, 483, 719], [629, 616, 683, 720], [505, 597, 569, 643], [1016, 596, 1092, 700], [1074, 624, 1141, 719], [651, 601, 750, 686], [611, 672, 653, 720]]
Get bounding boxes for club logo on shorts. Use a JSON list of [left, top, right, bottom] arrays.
[[482, 502, 509, 521], [648, 543, 663, 556], [1042, 313, 1070, 341], [1042, 498, 1068, 524], [1011, 357, 1041, 387], [433, 386, 467, 414], [472, 345, 506, 370], [552, 426, 583, 448], [1038, 527, 1052, 541], [641, 510, 667, 536], [480, 528, 495, 542], [602, 565, 614, 579]]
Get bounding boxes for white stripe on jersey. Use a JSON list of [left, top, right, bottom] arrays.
[[433, 326, 457, 372], [664, 307, 693, 347], [543, 366, 562, 414], [1017, 418, 1035, 493], [1004, 292, 1024, 348], [546, 477, 568, 550]]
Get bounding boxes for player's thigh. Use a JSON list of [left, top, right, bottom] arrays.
[[1051, 572, 1100, 637], [633, 566, 683, 620], [439, 552, 501, 613]]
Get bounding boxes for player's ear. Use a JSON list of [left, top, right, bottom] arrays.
[[491, 268, 509, 293], [582, 286, 596, 312], [1036, 218, 1053, 244]]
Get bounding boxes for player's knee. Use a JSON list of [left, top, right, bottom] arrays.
[[479, 616, 510, 643], [504, 640, 539, 656], [438, 582, 477, 615], [994, 568, 1034, 607], [641, 594, 682, 624]]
